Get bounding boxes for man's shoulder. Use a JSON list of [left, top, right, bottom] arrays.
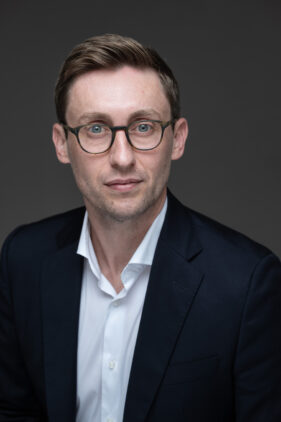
[[167, 194, 275, 268], [1, 207, 85, 261], [186, 205, 274, 266]]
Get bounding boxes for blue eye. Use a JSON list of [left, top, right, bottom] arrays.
[[137, 123, 150, 132], [89, 124, 102, 133]]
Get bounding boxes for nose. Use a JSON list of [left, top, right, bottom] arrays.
[[109, 128, 136, 169]]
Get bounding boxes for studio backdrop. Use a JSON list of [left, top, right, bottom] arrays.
[[0, 0, 280, 257]]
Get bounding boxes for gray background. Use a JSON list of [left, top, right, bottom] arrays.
[[0, 0, 280, 257]]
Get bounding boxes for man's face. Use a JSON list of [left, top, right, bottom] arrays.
[[53, 66, 187, 223]]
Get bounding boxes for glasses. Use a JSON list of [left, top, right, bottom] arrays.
[[63, 119, 174, 154]]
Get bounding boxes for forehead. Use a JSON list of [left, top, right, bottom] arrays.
[[66, 66, 171, 123]]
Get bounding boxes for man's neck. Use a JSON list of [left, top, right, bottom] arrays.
[[85, 195, 166, 293]]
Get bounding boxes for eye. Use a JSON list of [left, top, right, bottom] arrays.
[[129, 121, 157, 137], [89, 124, 103, 134], [137, 123, 151, 133]]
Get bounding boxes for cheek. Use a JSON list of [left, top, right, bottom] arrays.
[[154, 140, 173, 171], [142, 147, 172, 182], [67, 149, 98, 186]]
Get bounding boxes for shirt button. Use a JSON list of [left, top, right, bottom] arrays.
[[106, 418, 114, 422], [113, 301, 119, 307], [108, 360, 116, 369]]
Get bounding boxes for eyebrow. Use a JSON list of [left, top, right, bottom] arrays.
[[77, 112, 110, 125], [77, 109, 162, 125], [129, 109, 162, 121]]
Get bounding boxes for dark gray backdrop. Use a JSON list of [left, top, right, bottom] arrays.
[[1, 0, 280, 257]]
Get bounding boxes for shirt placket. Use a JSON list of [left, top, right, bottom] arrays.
[[101, 296, 125, 422]]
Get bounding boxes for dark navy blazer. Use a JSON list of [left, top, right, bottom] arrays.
[[0, 193, 281, 421]]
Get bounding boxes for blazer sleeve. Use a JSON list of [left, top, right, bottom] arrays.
[[0, 230, 45, 421], [234, 252, 281, 421]]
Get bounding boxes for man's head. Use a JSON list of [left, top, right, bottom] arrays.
[[55, 33, 180, 124], [52, 34, 188, 224]]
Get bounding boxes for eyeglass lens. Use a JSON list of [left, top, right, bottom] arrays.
[[78, 120, 164, 153]]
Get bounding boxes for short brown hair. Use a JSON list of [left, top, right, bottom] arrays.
[[55, 33, 180, 124]]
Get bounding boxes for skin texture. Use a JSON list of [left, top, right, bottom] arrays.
[[52, 66, 188, 291]]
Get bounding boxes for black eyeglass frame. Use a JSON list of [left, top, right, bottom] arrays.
[[63, 119, 175, 154]]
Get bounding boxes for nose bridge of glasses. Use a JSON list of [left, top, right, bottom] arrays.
[[109, 125, 136, 165], [112, 125, 131, 145]]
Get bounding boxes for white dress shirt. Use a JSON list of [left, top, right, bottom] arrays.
[[76, 199, 167, 422]]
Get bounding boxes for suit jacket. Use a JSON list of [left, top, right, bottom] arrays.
[[0, 192, 281, 422]]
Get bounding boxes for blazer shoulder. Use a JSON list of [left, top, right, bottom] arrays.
[[1, 207, 85, 263], [186, 205, 275, 265], [167, 194, 273, 264]]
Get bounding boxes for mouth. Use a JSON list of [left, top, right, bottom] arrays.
[[105, 178, 142, 192]]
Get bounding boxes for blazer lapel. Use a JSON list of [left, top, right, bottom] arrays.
[[40, 218, 84, 421], [123, 193, 204, 422]]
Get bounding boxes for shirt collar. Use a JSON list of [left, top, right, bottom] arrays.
[[77, 198, 167, 276], [128, 199, 167, 266], [77, 212, 101, 280]]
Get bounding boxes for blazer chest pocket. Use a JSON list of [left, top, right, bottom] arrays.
[[163, 355, 219, 386]]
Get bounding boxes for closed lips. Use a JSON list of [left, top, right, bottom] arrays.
[[106, 179, 141, 185]]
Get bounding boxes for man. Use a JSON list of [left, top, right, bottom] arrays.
[[0, 34, 280, 422]]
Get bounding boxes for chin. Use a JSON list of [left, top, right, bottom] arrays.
[[101, 195, 158, 223], [86, 186, 165, 223], [103, 204, 147, 223]]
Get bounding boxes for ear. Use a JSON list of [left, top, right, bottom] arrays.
[[52, 123, 71, 164], [171, 118, 188, 161]]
